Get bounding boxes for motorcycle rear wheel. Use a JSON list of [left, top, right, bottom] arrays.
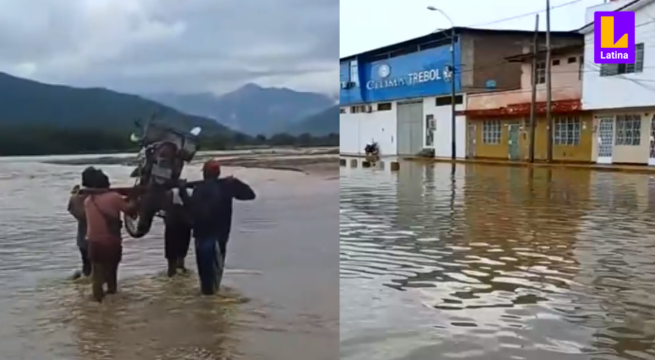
[[124, 211, 154, 238]]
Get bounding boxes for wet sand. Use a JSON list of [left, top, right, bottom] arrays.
[[0, 153, 338, 360]]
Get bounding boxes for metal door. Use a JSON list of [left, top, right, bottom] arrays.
[[649, 115, 655, 166], [508, 123, 520, 160], [397, 101, 424, 156], [467, 124, 476, 158], [597, 116, 614, 164]]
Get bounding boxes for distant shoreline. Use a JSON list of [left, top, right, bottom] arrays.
[[40, 147, 340, 175]]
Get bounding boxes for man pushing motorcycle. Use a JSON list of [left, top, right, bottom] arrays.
[[177, 159, 256, 295]]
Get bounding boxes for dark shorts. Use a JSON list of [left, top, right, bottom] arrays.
[[88, 241, 122, 265]]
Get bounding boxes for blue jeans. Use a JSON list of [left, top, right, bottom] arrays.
[[194, 237, 225, 295]]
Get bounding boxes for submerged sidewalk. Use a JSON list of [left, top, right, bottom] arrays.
[[402, 156, 655, 175]]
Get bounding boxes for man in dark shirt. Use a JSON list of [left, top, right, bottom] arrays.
[[163, 187, 193, 277], [179, 159, 255, 295]]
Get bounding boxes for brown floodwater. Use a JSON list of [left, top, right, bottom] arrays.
[[0, 155, 338, 360], [340, 162, 655, 360]]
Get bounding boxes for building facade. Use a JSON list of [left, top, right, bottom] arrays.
[[339, 28, 580, 157], [463, 39, 590, 162], [580, 0, 655, 165]]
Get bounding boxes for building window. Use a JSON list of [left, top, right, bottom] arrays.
[[553, 116, 581, 146], [377, 102, 392, 111], [350, 105, 367, 114], [536, 62, 546, 84], [600, 43, 644, 76], [615, 114, 641, 146], [568, 57, 577, 64], [482, 120, 501, 144], [435, 95, 463, 106], [552, 59, 560, 66], [340, 108, 347, 114]]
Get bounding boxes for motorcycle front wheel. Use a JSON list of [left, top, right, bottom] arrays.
[[124, 187, 161, 238]]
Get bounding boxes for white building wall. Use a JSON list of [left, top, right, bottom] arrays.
[[422, 95, 466, 158], [339, 105, 397, 156], [339, 95, 467, 158], [582, 0, 655, 110]]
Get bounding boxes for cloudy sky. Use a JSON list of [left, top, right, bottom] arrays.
[[341, 0, 607, 57], [0, 0, 338, 96]]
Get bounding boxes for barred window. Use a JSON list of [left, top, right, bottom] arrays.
[[553, 116, 581, 146], [615, 114, 641, 146], [600, 43, 644, 77], [482, 120, 501, 144]]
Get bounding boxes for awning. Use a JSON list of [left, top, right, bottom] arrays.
[[459, 99, 582, 117]]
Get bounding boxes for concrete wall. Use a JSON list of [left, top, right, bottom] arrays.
[[339, 96, 467, 158], [469, 33, 525, 91], [467, 51, 583, 110], [582, 1, 655, 110], [590, 110, 655, 164], [422, 96, 467, 158], [470, 113, 594, 162], [339, 104, 397, 156]]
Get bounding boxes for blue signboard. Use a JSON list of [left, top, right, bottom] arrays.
[[340, 41, 461, 105]]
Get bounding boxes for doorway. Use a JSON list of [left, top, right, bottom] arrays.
[[397, 101, 424, 156], [467, 124, 476, 158], [597, 116, 614, 164], [508, 123, 520, 160]]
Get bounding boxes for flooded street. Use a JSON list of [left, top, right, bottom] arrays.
[[0, 156, 338, 360], [341, 162, 655, 360]]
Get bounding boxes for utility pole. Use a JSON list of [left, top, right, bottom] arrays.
[[545, 0, 553, 162], [426, 6, 457, 160], [529, 14, 539, 163], [450, 27, 457, 160]]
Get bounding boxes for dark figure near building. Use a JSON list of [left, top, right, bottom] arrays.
[[67, 167, 99, 279], [83, 169, 136, 302], [178, 159, 256, 295], [163, 187, 193, 277]]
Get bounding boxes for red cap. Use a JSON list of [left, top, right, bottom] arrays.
[[202, 159, 221, 173]]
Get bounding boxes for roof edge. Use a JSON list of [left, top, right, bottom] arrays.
[[578, 0, 651, 34], [340, 27, 580, 62]]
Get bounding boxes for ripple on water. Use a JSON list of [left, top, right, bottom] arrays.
[[340, 163, 655, 360], [29, 273, 249, 360], [0, 159, 337, 360]]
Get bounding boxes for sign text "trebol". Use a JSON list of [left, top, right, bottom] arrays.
[[366, 68, 452, 90]]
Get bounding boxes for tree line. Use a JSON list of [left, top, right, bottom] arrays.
[[0, 125, 339, 156]]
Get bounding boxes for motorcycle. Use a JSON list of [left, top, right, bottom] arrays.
[[364, 140, 380, 163], [123, 116, 202, 238]]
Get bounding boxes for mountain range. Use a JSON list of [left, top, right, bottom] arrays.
[[147, 84, 336, 135], [0, 71, 338, 137], [0, 72, 234, 136], [286, 105, 339, 136]]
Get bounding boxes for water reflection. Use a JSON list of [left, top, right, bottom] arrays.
[[340, 162, 655, 360]]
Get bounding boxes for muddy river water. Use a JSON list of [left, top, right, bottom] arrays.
[[341, 162, 655, 360], [0, 155, 338, 360]]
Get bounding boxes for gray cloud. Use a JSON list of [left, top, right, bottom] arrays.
[[0, 0, 338, 95]]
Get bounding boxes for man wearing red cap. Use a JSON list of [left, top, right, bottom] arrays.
[[178, 159, 255, 295]]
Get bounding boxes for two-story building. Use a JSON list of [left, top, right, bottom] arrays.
[[462, 35, 588, 162], [580, 0, 655, 165], [339, 27, 581, 158]]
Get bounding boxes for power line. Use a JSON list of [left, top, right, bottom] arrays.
[[467, 0, 583, 28]]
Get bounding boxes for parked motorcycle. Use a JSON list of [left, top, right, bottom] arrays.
[[123, 116, 202, 238], [364, 140, 380, 162]]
